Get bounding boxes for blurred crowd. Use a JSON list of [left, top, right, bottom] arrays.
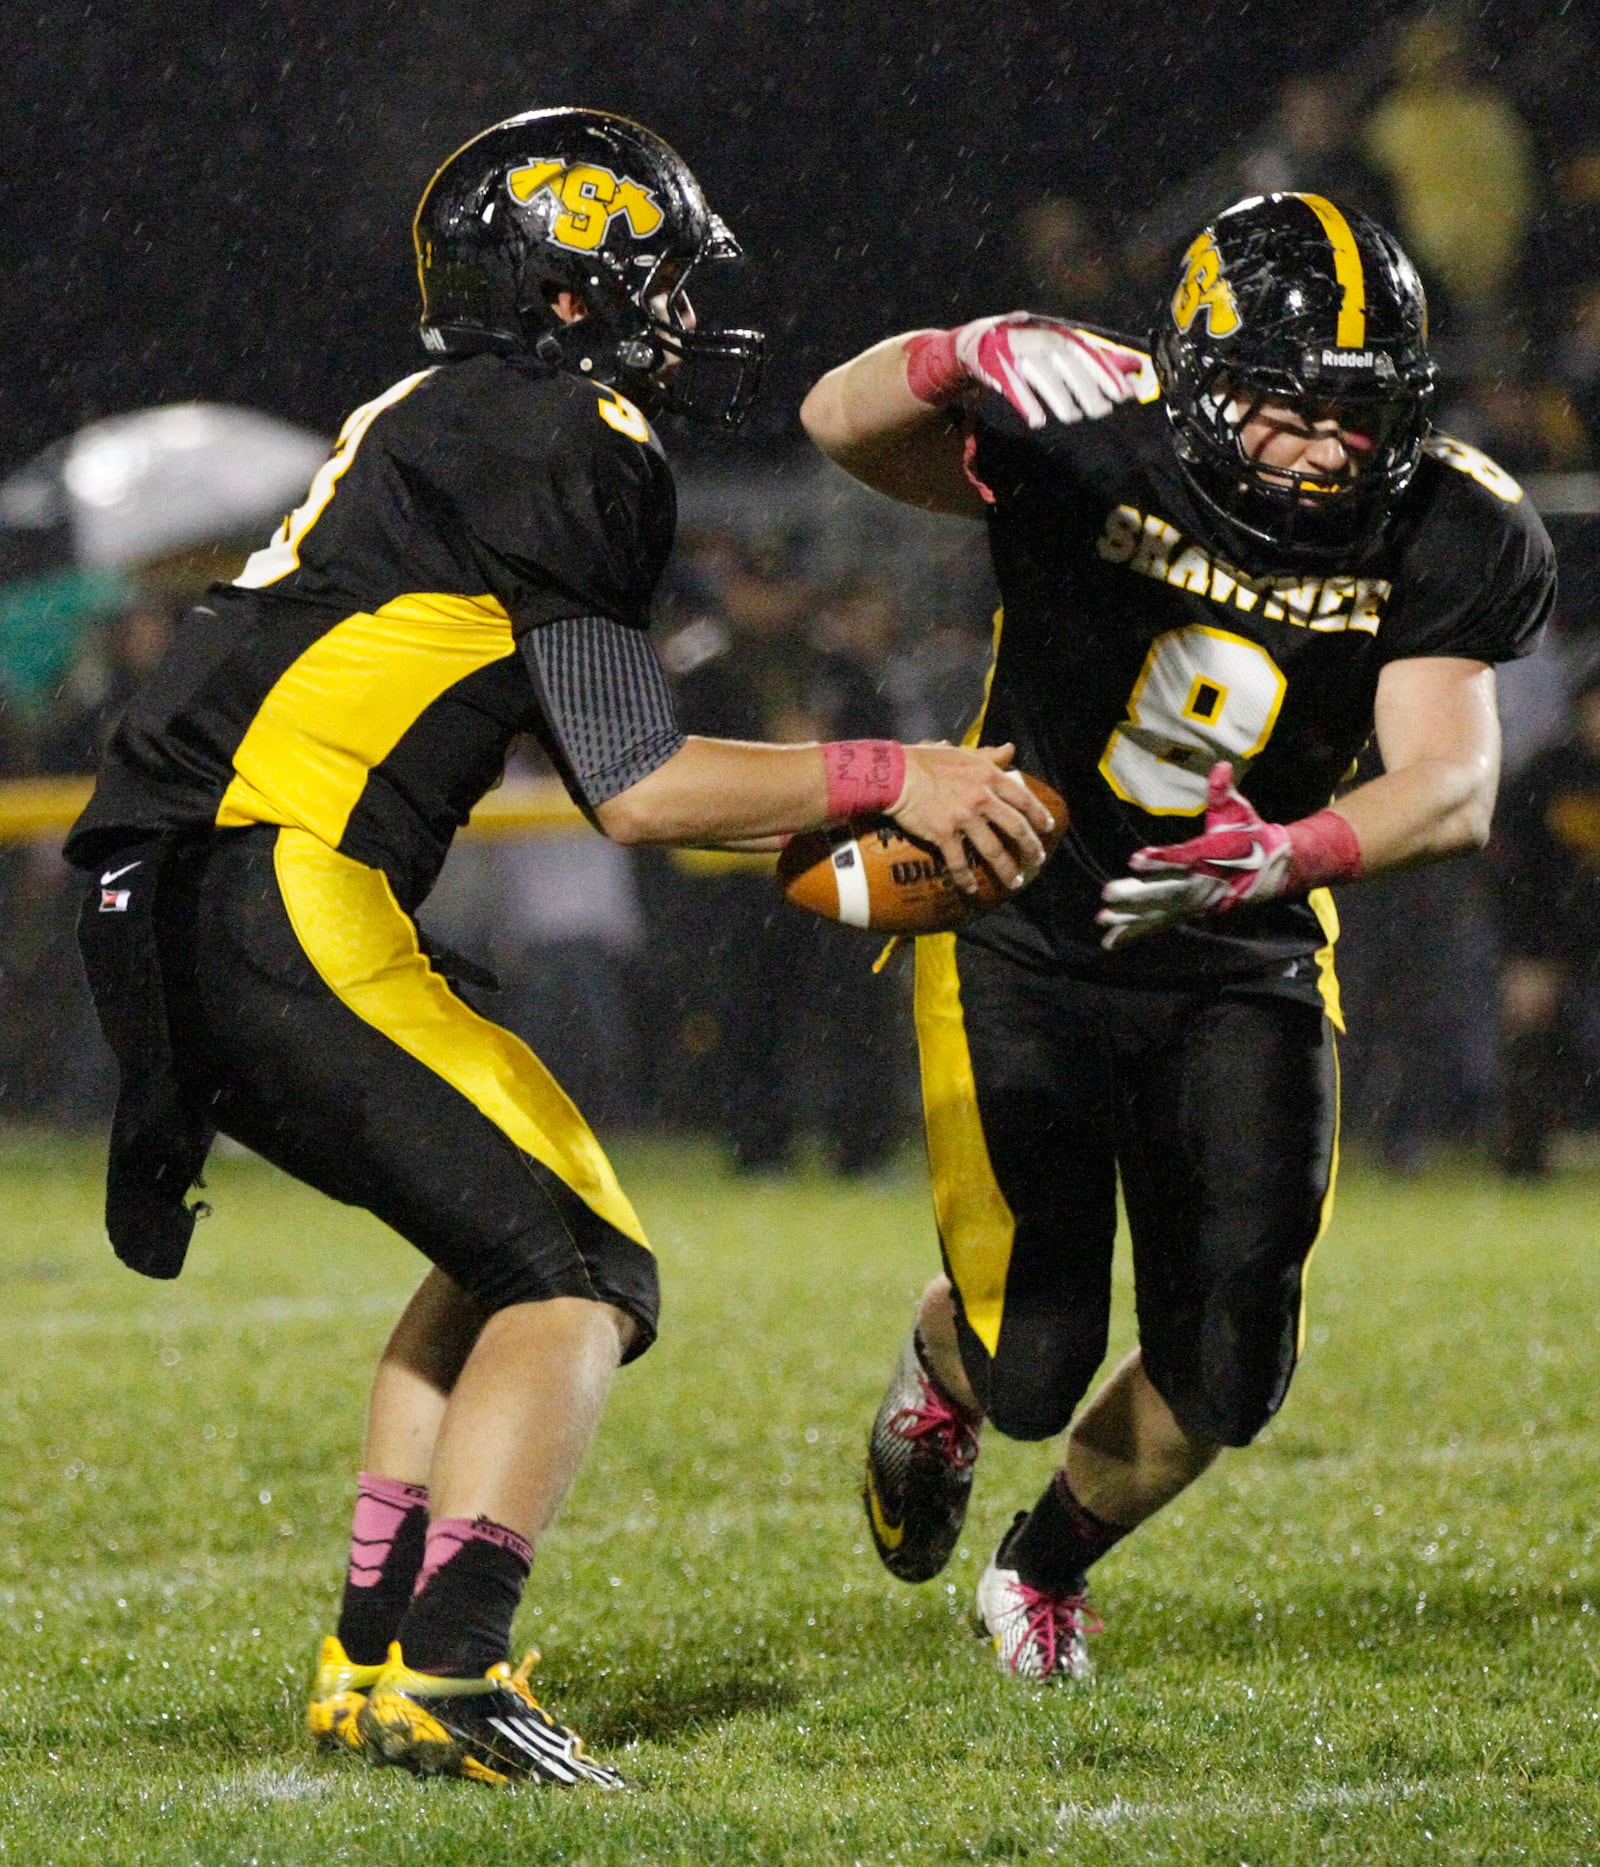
[[5, 13, 1600, 1177]]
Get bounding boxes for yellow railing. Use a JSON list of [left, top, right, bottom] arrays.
[[0, 776, 590, 845]]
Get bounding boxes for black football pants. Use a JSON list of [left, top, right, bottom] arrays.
[[149, 826, 660, 1350], [914, 933, 1338, 1447]]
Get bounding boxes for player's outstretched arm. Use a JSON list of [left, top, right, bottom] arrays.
[[596, 735, 1053, 894], [1096, 657, 1500, 948]]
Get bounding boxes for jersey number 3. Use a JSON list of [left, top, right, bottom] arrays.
[[1099, 625, 1287, 815]]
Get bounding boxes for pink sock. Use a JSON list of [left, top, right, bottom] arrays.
[[396, 1514, 536, 1676], [347, 1471, 429, 1588], [412, 1515, 534, 1596]]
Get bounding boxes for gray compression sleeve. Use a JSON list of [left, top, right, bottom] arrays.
[[520, 614, 687, 812]]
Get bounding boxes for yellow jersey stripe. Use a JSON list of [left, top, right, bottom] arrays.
[[961, 608, 1006, 748], [1308, 886, 1345, 1033], [913, 932, 1016, 1355], [215, 591, 518, 845], [271, 827, 650, 1249], [1295, 195, 1367, 349]]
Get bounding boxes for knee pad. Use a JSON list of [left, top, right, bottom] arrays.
[[1144, 1285, 1299, 1449], [971, 1303, 1106, 1442]]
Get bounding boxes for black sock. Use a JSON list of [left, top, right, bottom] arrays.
[[335, 1497, 429, 1667], [394, 1527, 532, 1678], [1003, 1473, 1131, 1593]]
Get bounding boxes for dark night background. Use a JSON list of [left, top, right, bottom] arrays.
[[4, 0, 1587, 466], [2, 0, 1598, 1171]]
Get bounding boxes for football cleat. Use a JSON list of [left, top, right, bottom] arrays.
[[357, 1644, 621, 1788], [307, 1634, 382, 1754], [975, 1519, 1102, 1682], [864, 1328, 982, 1582]]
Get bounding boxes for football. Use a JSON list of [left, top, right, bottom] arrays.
[[776, 771, 1067, 934]]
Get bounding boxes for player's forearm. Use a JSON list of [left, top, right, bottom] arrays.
[[600, 734, 1053, 894], [1320, 753, 1498, 876], [800, 332, 937, 460], [1099, 746, 1492, 950], [800, 335, 978, 514], [1335, 655, 1502, 877], [595, 737, 829, 844]]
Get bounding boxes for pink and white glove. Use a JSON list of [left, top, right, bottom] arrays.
[[1097, 762, 1362, 951], [905, 313, 1142, 430]]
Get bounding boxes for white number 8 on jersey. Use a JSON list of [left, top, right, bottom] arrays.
[[1099, 625, 1287, 816]]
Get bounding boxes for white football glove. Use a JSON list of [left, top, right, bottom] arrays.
[[1096, 763, 1362, 951], [953, 314, 1142, 429]]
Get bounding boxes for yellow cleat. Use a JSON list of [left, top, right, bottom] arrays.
[[357, 1643, 621, 1787], [307, 1634, 383, 1754]]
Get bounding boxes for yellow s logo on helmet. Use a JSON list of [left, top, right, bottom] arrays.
[[508, 161, 665, 253], [1171, 232, 1241, 338]]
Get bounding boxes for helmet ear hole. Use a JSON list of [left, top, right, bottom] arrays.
[[540, 284, 590, 326]]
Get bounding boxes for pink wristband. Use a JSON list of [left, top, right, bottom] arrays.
[[905, 329, 963, 406], [1285, 808, 1363, 890], [823, 740, 906, 821]]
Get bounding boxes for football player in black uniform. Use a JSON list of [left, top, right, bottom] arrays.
[[801, 193, 1555, 1680], [64, 107, 1052, 1783]]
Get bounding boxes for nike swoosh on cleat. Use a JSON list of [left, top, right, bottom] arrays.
[[100, 860, 143, 884], [865, 1471, 906, 1549]]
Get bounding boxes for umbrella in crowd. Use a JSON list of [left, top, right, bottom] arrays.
[[0, 404, 328, 707]]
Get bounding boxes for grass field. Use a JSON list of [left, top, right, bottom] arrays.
[[1, 1132, 1599, 1863]]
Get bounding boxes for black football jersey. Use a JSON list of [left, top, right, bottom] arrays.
[[959, 340, 1556, 995], [66, 354, 675, 909]]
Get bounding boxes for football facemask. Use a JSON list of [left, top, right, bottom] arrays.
[[1192, 380, 1425, 557], [608, 240, 766, 428]]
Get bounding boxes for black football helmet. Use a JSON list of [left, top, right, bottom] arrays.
[[413, 107, 764, 427], [1153, 193, 1435, 566]]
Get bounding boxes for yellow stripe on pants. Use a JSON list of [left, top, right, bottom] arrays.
[[1308, 885, 1346, 1032], [271, 827, 649, 1251], [913, 932, 1016, 1356], [1296, 1034, 1342, 1356]]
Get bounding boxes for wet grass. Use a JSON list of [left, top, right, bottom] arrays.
[[1, 1133, 1599, 1862]]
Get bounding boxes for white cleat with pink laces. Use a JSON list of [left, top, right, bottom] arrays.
[[976, 1521, 1101, 1681]]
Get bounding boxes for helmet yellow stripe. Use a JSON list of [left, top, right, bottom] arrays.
[[1295, 194, 1367, 349]]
